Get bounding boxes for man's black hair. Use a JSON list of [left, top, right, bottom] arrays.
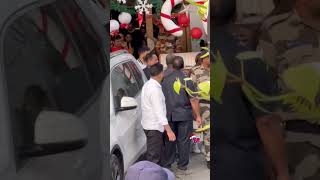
[[149, 63, 163, 77], [172, 56, 184, 70], [144, 52, 155, 63], [200, 40, 208, 47], [138, 46, 150, 55], [212, 0, 236, 26]]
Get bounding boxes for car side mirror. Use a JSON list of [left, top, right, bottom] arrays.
[[116, 96, 138, 112], [21, 111, 88, 157]]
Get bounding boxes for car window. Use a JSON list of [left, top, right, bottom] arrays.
[[3, 1, 105, 168], [111, 62, 140, 109], [127, 61, 144, 90]]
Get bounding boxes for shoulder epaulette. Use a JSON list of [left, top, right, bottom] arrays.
[[262, 12, 292, 30]]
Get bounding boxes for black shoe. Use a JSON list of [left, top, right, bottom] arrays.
[[207, 161, 210, 169]]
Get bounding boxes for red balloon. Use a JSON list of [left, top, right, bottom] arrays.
[[177, 13, 189, 27], [190, 27, 203, 39]]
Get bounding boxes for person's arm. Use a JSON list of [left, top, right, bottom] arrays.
[[150, 90, 176, 141], [256, 114, 289, 180], [163, 125, 175, 141], [186, 76, 202, 126], [245, 58, 289, 180], [190, 98, 201, 126]]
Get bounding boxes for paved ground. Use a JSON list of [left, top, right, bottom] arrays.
[[171, 153, 210, 180]]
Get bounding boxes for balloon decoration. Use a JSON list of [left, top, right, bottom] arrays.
[[190, 27, 203, 39], [187, 0, 208, 34], [117, 0, 126, 4], [177, 13, 190, 28], [118, 12, 132, 29], [110, 20, 120, 37]]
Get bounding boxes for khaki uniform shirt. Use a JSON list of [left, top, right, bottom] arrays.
[[190, 66, 210, 86], [258, 11, 320, 92]]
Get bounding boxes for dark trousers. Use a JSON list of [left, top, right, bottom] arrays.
[[162, 120, 193, 170], [144, 130, 163, 165]]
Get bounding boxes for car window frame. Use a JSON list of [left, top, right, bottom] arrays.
[[126, 61, 144, 91], [0, 0, 58, 173], [51, 0, 107, 115], [111, 60, 141, 112]]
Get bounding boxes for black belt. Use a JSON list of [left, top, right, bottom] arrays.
[[199, 99, 210, 104]]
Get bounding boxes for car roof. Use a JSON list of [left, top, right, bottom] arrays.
[[110, 50, 137, 69]]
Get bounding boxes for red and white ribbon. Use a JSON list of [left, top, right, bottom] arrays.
[[160, 0, 184, 37]]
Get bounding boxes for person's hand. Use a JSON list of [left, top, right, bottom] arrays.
[[167, 130, 176, 142], [196, 116, 202, 127]]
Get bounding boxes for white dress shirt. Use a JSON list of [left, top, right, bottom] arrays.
[[137, 59, 147, 69], [141, 78, 168, 132]]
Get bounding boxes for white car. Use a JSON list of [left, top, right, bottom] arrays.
[[110, 50, 147, 180], [0, 1, 147, 180]]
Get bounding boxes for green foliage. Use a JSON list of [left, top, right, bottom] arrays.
[[282, 63, 320, 105], [151, 0, 163, 17], [195, 124, 210, 133], [110, 0, 163, 18], [173, 78, 181, 95], [211, 49, 320, 125], [173, 78, 210, 101], [111, 1, 136, 15], [211, 51, 227, 103]]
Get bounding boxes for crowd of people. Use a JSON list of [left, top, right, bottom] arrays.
[[110, 18, 211, 179], [121, 43, 210, 179], [113, 0, 320, 179]]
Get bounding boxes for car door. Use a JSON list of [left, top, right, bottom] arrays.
[[0, 0, 106, 180], [111, 61, 142, 169], [126, 61, 147, 154]]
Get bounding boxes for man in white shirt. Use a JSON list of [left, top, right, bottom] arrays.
[[137, 46, 149, 69], [143, 52, 159, 80], [141, 63, 176, 165]]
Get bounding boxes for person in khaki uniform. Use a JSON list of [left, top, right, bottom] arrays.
[[190, 49, 210, 168], [258, 0, 320, 179]]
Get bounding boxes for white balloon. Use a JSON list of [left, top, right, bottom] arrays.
[[110, 20, 120, 32], [118, 12, 132, 24]]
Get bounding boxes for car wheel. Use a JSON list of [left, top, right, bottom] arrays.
[[111, 154, 124, 180]]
